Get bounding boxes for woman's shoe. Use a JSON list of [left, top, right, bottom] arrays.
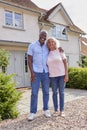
[[60, 111, 65, 117]]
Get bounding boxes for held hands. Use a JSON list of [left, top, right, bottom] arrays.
[[58, 47, 64, 52], [64, 75, 68, 82], [31, 72, 36, 82]]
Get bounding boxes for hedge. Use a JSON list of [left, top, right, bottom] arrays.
[[0, 72, 21, 120], [66, 67, 87, 90]]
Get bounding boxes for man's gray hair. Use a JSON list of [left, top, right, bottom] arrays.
[[39, 30, 48, 35]]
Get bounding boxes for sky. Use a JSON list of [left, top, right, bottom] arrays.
[[32, 0, 87, 35]]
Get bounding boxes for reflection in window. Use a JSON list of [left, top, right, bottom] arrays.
[[15, 13, 22, 28], [5, 11, 13, 26], [25, 53, 28, 73], [62, 28, 66, 35]]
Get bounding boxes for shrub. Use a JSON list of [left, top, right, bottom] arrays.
[[0, 72, 21, 120], [66, 67, 87, 90], [0, 49, 10, 73], [79, 55, 87, 67]]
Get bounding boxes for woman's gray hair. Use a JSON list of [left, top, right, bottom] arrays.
[[46, 37, 60, 48]]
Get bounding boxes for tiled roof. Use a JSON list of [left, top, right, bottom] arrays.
[[81, 37, 87, 55], [81, 37, 87, 43], [68, 24, 85, 34], [44, 3, 60, 20], [3, 0, 45, 12]]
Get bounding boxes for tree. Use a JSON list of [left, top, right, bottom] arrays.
[[0, 49, 10, 72], [0, 73, 21, 120], [0, 49, 21, 120], [81, 55, 87, 67], [78, 55, 87, 67]]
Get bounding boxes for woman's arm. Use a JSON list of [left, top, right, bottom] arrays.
[[63, 59, 68, 82]]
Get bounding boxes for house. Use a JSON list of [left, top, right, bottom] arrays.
[[0, 0, 86, 88], [81, 37, 87, 56]]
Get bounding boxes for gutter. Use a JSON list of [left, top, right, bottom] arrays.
[[67, 26, 86, 35], [0, 40, 29, 46], [39, 21, 54, 27], [68, 29, 86, 35], [78, 34, 83, 65]]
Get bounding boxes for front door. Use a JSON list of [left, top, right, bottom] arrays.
[[7, 51, 30, 88]]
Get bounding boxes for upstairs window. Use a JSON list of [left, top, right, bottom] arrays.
[[5, 10, 23, 29], [51, 24, 68, 40]]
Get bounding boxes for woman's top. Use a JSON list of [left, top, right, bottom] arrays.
[[47, 49, 66, 77]]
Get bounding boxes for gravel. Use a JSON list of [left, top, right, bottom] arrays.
[[0, 97, 87, 130]]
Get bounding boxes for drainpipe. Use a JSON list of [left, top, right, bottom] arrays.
[[78, 34, 82, 66]]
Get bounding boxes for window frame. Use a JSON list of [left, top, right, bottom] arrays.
[[51, 24, 68, 40], [4, 10, 23, 29], [66, 56, 69, 66]]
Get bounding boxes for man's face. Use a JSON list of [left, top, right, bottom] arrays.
[[39, 32, 47, 46]]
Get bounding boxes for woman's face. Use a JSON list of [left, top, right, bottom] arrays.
[[47, 39, 56, 51]]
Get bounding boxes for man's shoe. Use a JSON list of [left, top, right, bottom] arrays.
[[44, 110, 51, 118], [28, 113, 36, 121]]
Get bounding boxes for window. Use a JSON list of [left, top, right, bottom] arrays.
[[5, 10, 23, 29], [66, 56, 69, 66], [5, 11, 13, 26], [51, 24, 68, 40], [25, 53, 28, 73], [1, 66, 6, 73]]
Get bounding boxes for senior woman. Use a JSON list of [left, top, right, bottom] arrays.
[[46, 37, 68, 117]]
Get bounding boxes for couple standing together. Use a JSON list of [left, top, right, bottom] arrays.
[[27, 30, 68, 121]]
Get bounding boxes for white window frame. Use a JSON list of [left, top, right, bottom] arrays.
[[51, 24, 68, 40], [5, 10, 23, 29], [25, 53, 28, 73], [66, 56, 69, 66]]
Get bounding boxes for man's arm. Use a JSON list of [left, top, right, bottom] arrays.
[[28, 55, 35, 82], [58, 47, 64, 52]]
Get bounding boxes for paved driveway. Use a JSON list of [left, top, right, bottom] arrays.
[[17, 88, 87, 115]]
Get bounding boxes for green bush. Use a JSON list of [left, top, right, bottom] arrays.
[[0, 72, 21, 120], [0, 49, 10, 73], [66, 67, 87, 90]]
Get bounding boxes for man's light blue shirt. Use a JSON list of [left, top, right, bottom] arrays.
[[27, 41, 49, 73]]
